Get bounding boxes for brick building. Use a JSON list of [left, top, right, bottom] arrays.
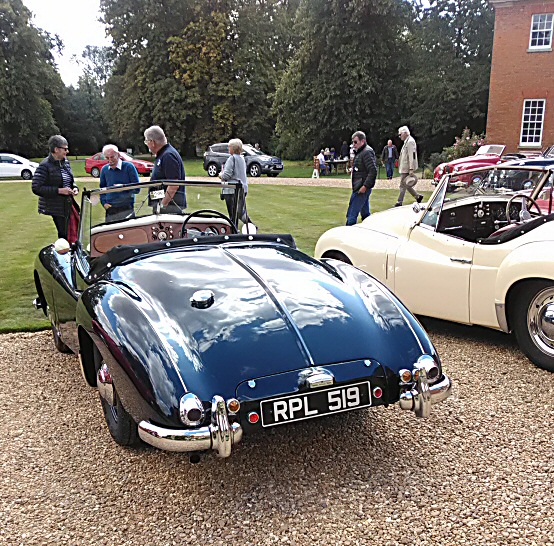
[[487, 0, 554, 153]]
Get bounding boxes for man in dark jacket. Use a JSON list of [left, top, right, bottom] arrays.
[[144, 125, 186, 214], [346, 131, 377, 226], [31, 135, 78, 240], [381, 139, 399, 180]]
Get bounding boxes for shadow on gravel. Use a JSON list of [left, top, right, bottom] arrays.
[[418, 315, 519, 350]]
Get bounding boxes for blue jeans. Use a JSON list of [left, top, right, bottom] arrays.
[[385, 158, 395, 179], [346, 189, 371, 226]]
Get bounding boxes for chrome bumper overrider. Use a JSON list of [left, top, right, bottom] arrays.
[[138, 395, 243, 457], [399, 371, 452, 418]]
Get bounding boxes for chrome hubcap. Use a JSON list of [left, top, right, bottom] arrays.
[[528, 287, 554, 356]]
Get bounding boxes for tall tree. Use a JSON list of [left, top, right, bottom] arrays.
[[0, 0, 64, 156], [101, 0, 298, 155], [169, 0, 299, 149], [101, 0, 196, 153], [72, 46, 113, 94], [273, 0, 412, 159], [404, 0, 494, 155], [52, 46, 113, 155]]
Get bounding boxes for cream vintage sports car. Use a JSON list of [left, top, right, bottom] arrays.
[[315, 163, 554, 372]]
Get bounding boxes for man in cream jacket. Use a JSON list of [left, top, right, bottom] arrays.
[[395, 125, 423, 207]]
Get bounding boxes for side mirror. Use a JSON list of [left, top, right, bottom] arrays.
[[241, 223, 257, 235], [54, 238, 71, 255]]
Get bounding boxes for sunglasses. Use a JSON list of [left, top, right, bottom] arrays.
[[58, 146, 69, 151]]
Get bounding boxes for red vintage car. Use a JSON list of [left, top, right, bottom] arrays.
[[433, 145, 520, 185], [85, 151, 154, 178]]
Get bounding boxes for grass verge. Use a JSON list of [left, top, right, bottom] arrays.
[[0, 181, 428, 332]]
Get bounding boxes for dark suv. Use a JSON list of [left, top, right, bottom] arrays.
[[203, 143, 284, 177]]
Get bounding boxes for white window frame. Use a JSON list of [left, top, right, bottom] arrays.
[[519, 99, 546, 147], [528, 14, 553, 50]]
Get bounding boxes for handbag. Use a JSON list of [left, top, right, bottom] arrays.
[[221, 156, 236, 198]]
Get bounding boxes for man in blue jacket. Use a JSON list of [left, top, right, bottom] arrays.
[[346, 131, 377, 226], [100, 144, 140, 222]]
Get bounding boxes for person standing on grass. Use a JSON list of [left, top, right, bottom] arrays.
[[99, 144, 140, 222], [220, 138, 252, 225], [32, 135, 79, 242], [395, 125, 423, 207], [144, 125, 186, 214], [381, 139, 398, 180], [346, 131, 377, 226], [340, 140, 349, 159]]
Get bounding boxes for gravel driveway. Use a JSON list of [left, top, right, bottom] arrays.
[[67, 174, 436, 192], [1, 322, 553, 546]]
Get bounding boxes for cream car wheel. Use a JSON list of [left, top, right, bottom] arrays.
[[513, 281, 554, 372]]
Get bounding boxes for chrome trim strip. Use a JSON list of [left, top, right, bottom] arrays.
[[222, 248, 315, 366], [138, 395, 243, 456], [495, 303, 510, 333], [399, 374, 452, 417]]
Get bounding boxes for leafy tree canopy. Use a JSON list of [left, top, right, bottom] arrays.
[[101, 0, 298, 155], [273, 0, 413, 159], [403, 0, 494, 156], [0, 0, 64, 156]]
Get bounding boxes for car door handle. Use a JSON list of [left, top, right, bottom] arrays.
[[450, 257, 472, 264]]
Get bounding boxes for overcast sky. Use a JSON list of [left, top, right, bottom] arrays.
[[22, 0, 111, 87]]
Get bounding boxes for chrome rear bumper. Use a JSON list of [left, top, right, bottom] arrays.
[[399, 372, 452, 418], [138, 395, 242, 457]]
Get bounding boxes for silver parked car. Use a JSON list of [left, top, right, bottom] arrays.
[[203, 143, 284, 178]]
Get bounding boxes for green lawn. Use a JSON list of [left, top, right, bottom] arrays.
[[0, 181, 428, 332]]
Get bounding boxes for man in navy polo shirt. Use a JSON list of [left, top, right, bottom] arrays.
[[143, 125, 186, 214], [99, 144, 140, 222]]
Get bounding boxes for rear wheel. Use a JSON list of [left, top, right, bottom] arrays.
[[207, 162, 219, 177], [91, 167, 100, 177], [21, 169, 32, 180], [50, 312, 72, 353], [96, 359, 139, 446], [512, 281, 554, 372]]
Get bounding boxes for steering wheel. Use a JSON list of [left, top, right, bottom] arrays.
[[505, 194, 541, 224], [179, 209, 238, 238]]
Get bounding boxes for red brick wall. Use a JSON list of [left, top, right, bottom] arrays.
[[487, 0, 554, 152]]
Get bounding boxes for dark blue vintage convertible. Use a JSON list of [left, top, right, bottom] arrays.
[[33, 179, 452, 460]]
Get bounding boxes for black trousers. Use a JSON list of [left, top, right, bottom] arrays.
[[52, 215, 68, 239], [222, 193, 249, 224]]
